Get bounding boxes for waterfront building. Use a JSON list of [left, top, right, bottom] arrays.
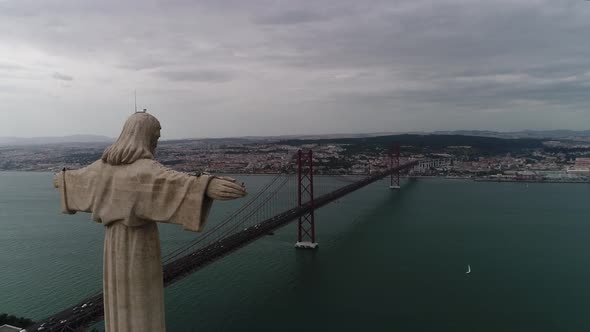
[[575, 158, 590, 168], [0, 325, 23, 332], [566, 168, 590, 175]]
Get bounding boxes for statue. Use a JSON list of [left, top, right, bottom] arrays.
[[53, 112, 247, 332]]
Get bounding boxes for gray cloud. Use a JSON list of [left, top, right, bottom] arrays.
[[52, 72, 73, 81], [255, 10, 328, 25], [0, 62, 23, 71], [156, 69, 233, 83], [1, 0, 590, 138], [119, 58, 172, 71]]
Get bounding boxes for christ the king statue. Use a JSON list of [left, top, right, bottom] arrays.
[[53, 112, 247, 332]]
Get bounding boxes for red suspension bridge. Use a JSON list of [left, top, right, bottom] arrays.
[[29, 147, 431, 332]]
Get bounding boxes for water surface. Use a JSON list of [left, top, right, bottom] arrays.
[[1, 173, 589, 331]]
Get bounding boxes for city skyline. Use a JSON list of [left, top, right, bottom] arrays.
[[1, 0, 590, 139]]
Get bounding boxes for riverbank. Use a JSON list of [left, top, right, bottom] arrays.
[[473, 178, 588, 184]]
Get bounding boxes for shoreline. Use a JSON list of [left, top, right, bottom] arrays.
[[473, 178, 589, 184], [1, 170, 587, 184]]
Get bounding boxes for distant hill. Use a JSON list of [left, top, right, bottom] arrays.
[[245, 130, 590, 141], [0, 135, 113, 146], [432, 130, 590, 140], [278, 134, 545, 155], [189, 130, 590, 142], [161, 132, 397, 145], [233, 130, 590, 141], [3, 129, 589, 147]]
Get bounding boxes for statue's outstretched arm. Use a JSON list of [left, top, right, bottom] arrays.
[[205, 177, 247, 201], [53, 172, 61, 188]]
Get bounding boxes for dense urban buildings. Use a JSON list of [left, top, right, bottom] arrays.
[[1, 134, 589, 183]]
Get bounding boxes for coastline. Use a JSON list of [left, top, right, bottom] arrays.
[[473, 178, 589, 184], [1, 170, 587, 184]]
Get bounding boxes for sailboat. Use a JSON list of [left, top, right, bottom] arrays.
[[466, 264, 471, 274]]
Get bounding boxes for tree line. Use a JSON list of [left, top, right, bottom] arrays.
[[0, 313, 34, 328]]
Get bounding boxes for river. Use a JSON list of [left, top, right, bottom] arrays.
[[1, 172, 589, 331]]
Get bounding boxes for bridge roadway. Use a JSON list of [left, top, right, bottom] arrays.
[[28, 160, 418, 332]]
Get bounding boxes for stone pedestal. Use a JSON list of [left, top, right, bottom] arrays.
[[295, 241, 319, 249]]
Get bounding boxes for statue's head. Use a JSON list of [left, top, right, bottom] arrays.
[[101, 112, 162, 165]]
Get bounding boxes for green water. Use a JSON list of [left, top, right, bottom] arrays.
[[1, 172, 590, 331]]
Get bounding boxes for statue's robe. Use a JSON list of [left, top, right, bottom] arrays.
[[54, 159, 214, 332]]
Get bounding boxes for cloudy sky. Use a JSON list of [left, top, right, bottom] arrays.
[[1, 0, 590, 139]]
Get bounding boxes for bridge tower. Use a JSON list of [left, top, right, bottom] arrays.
[[295, 150, 318, 249], [390, 143, 401, 189]]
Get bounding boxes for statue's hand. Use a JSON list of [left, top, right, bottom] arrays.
[[206, 177, 247, 200], [53, 172, 62, 188]]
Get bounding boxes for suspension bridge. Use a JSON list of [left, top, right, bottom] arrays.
[[28, 148, 441, 332]]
